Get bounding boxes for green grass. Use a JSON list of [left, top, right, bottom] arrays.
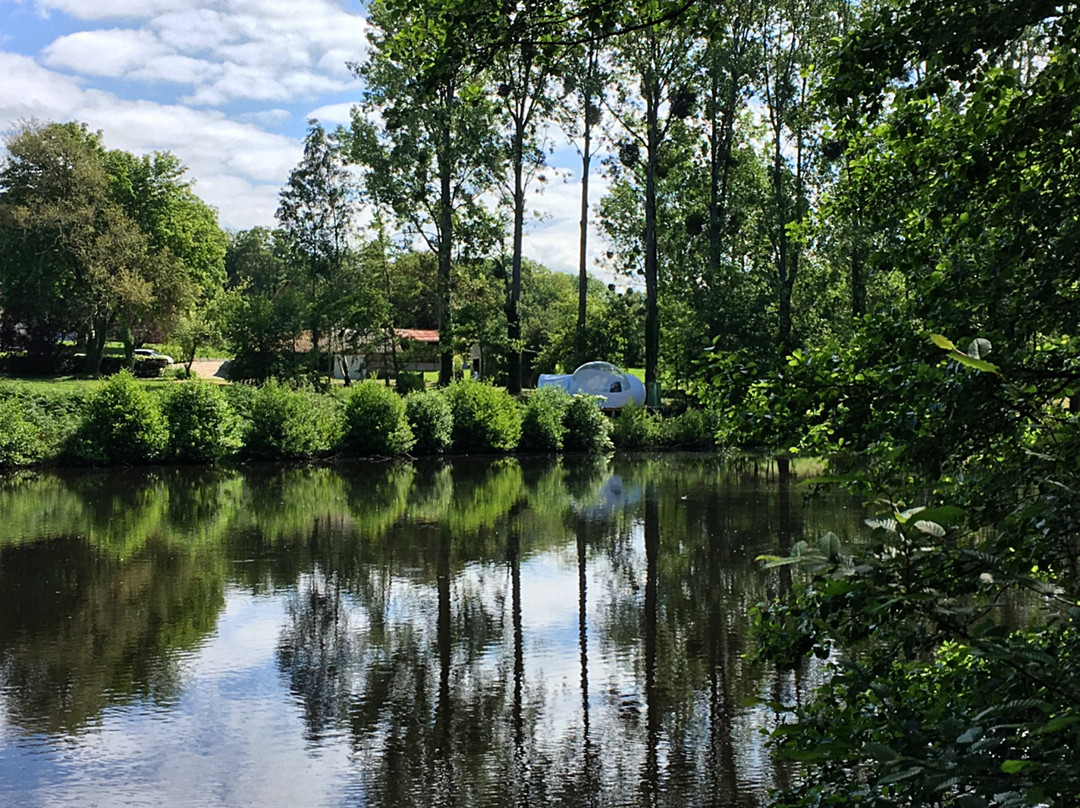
[[0, 376, 177, 395]]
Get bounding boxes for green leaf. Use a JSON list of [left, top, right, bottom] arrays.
[[1035, 714, 1080, 735], [930, 333, 957, 351], [949, 349, 999, 373], [914, 519, 946, 537], [863, 741, 900, 761], [916, 505, 966, 527], [1000, 759, 1030, 774], [877, 766, 924, 784], [865, 517, 898, 532]]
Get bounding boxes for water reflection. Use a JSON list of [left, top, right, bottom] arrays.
[[1, 456, 859, 807]]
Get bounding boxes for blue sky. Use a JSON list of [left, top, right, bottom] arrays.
[[0, 0, 613, 277]]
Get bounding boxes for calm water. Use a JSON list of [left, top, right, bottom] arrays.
[[0, 454, 865, 807]]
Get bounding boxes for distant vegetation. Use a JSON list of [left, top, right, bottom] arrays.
[[0, 374, 717, 468]]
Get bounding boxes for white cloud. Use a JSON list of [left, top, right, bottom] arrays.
[[305, 101, 355, 126], [0, 51, 87, 124], [30, 1, 368, 108], [524, 168, 614, 280], [43, 28, 166, 77], [29, 0, 193, 21], [0, 50, 298, 230]]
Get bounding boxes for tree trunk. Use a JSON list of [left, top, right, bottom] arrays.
[[644, 79, 660, 394], [437, 94, 454, 387], [575, 85, 594, 369], [507, 127, 525, 395]]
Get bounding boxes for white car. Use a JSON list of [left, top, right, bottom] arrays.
[[134, 348, 174, 364]]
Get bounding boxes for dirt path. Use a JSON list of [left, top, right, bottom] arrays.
[[186, 359, 231, 381]]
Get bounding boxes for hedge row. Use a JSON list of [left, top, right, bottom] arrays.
[[0, 375, 718, 468]]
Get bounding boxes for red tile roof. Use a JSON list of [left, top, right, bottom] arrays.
[[395, 329, 439, 343]]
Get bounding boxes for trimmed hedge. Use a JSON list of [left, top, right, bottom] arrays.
[[611, 401, 662, 449], [69, 370, 168, 464], [395, 371, 425, 395], [406, 389, 453, 455], [164, 381, 241, 463], [0, 375, 724, 468], [446, 380, 522, 454], [341, 380, 415, 457], [243, 379, 339, 461], [563, 395, 612, 453], [520, 386, 570, 451]]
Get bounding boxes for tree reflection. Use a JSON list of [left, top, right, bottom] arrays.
[[0, 453, 869, 804], [0, 535, 224, 733]]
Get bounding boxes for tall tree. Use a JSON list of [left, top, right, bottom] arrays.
[[756, 0, 839, 351], [555, 39, 607, 368], [605, 6, 699, 396], [277, 120, 358, 381], [350, 0, 502, 386], [490, 6, 561, 394], [0, 121, 214, 372]]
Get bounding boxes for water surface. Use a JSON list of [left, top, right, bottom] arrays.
[[0, 454, 864, 807]]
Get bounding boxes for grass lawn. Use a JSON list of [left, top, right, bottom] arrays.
[[0, 375, 179, 395]]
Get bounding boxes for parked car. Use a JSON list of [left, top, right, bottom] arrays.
[[134, 348, 174, 364]]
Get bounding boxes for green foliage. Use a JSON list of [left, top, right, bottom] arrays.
[[0, 121, 224, 372], [243, 379, 339, 461], [395, 370, 425, 395], [70, 370, 168, 464], [340, 380, 415, 457], [0, 397, 45, 467], [610, 401, 661, 450], [562, 395, 611, 453], [445, 380, 522, 454], [520, 386, 571, 451], [163, 381, 240, 463], [404, 389, 453, 455], [658, 407, 718, 449]]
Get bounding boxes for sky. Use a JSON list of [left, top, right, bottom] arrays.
[[0, 0, 614, 279]]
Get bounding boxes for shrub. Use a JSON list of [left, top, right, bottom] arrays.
[[520, 386, 570, 451], [395, 371, 425, 395], [0, 398, 44, 467], [445, 380, 522, 453], [659, 407, 718, 449], [341, 381, 415, 456], [611, 401, 661, 449], [70, 370, 168, 464], [0, 385, 86, 462], [405, 389, 453, 455], [163, 382, 241, 463], [563, 395, 612, 453], [133, 357, 168, 378], [243, 379, 339, 461]]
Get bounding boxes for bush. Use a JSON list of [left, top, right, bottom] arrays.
[[70, 370, 168, 464], [0, 385, 87, 462], [659, 407, 718, 449], [0, 398, 44, 467], [610, 401, 661, 449], [340, 381, 415, 457], [163, 382, 241, 463], [133, 357, 168, 378], [243, 379, 339, 461], [563, 395, 612, 453], [520, 386, 570, 451], [405, 389, 453, 455], [445, 380, 522, 454], [395, 371, 425, 395]]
